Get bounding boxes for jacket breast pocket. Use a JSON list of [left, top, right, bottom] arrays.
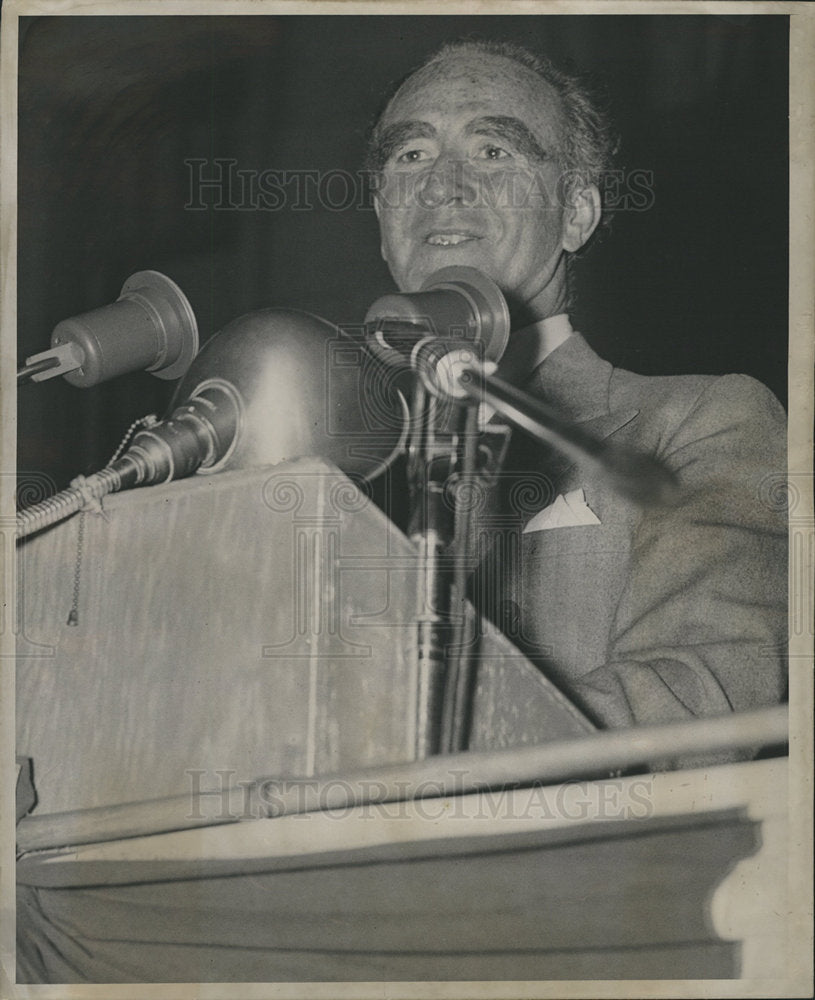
[[517, 511, 635, 677]]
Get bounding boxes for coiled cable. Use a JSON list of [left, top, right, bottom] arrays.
[[15, 467, 125, 539], [15, 397, 232, 541]]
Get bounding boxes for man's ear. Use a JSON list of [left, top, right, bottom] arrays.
[[372, 193, 390, 264], [562, 184, 601, 253]]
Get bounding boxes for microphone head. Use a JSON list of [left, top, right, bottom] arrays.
[[363, 266, 510, 370], [52, 270, 199, 388]]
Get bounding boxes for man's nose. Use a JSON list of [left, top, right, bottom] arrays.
[[416, 152, 477, 209]]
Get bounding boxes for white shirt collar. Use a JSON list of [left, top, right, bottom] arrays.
[[496, 314, 573, 385]]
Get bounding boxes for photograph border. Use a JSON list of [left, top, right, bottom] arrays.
[[2, 3, 812, 998]]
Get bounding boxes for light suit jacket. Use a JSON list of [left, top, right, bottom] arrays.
[[475, 332, 787, 731]]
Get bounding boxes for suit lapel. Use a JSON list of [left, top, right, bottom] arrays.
[[524, 331, 614, 422], [475, 332, 643, 657], [519, 334, 640, 495]]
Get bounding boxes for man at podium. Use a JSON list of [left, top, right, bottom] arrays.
[[13, 29, 797, 986], [365, 39, 787, 732]]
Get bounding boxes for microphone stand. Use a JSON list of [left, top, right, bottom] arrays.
[[404, 371, 484, 759], [403, 340, 516, 759], [405, 374, 454, 758]]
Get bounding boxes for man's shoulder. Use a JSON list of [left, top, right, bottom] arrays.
[[534, 332, 785, 439], [608, 363, 786, 436]]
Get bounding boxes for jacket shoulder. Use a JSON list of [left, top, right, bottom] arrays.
[[609, 367, 786, 440]]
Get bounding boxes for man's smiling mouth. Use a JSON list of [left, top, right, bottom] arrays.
[[425, 232, 481, 246]]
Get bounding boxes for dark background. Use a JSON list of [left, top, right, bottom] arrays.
[[16, 14, 789, 490]]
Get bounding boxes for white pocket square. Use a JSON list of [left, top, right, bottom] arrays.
[[523, 488, 601, 533]]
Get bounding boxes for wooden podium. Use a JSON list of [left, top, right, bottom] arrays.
[[15, 461, 791, 984], [16, 459, 591, 817]]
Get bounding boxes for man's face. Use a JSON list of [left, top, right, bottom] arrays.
[[373, 50, 574, 315]]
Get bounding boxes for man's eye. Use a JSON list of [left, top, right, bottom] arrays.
[[395, 148, 430, 164], [478, 145, 510, 161]]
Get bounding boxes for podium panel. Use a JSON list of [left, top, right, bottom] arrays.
[[16, 759, 786, 983], [16, 460, 591, 816]]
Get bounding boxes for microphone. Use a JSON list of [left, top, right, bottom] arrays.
[[363, 266, 510, 371], [18, 271, 199, 387]]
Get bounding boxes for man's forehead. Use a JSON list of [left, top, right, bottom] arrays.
[[382, 49, 564, 140]]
